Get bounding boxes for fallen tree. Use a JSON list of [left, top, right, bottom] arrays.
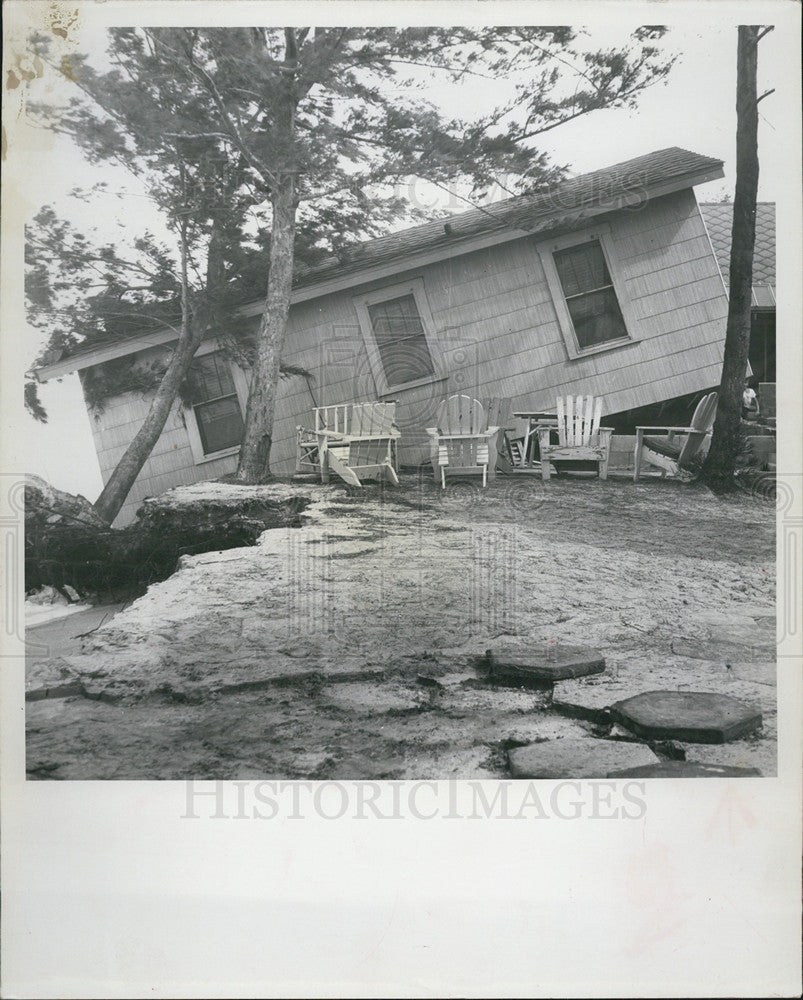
[[25, 475, 309, 601]]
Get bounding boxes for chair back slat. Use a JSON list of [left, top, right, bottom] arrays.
[[314, 402, 398, 438], [556, 397, 566, 445], [566, 395, 575, 445], [678, 392, 718, 469], [590, 397, 602, 443], [690, 392, 718, 432], [439, 394, 485, 435], [554, 394, 604, 446]]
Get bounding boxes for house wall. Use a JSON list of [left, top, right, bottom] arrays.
[[89, 188, 729, 525], [268, 188, 729, 466]]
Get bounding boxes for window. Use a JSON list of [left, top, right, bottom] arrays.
[[552, 241, 627, 350], [186, 352, 245, 459], [367, 294, 435, 386], [538, 227, 637, 359], [354, 279, 444, 395]]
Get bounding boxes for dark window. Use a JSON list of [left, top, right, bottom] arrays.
[[367, 294, 435, 387], [553, 241, 628, 350], [189, 353, 244, 455]]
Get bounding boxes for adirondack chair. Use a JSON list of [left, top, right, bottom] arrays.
[[296, 402, 400, 487], [426, 395, 500, 489], [536, 395, 613, 481], [634, 392, 718, 481]]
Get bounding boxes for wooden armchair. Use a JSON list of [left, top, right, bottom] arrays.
[[633, 392, 718, 481], [426, 395, 499, 489], [296, 402, 400, 487], [537, 395, 613, 481]]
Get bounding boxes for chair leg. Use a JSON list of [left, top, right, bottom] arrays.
[[482, 465, 487, 488], [541, 455, 551, 481], [441, 466, 446, 490]]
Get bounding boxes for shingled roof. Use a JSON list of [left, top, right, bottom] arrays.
[[700, 201, 776, 307], [35, 147, 724, 380], [292, 146, 724, 290]]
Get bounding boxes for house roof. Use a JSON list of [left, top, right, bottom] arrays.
[[699, 201, 776, 308], [35, 147, 724, 380], [290, 146, 723, 290]]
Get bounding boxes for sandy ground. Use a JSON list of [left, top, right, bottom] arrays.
[[26, 473, 777, 779]]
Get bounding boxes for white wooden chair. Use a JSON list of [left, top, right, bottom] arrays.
[[536, 395, 613, 481], [634, 392, 718, 481], [296, 402, 400, 487], [426, 395, 500, 489]]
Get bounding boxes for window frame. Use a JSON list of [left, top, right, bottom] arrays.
[[184, 342, 250, 465], [537, 224, 639, 360], [353, 278, 446, 396]]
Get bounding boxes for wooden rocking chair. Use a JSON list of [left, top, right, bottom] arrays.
[[537, 395, 613, 481], [426, 395, 500, 489], [296, 402, 400, 487], [633, 392, 718, 481]]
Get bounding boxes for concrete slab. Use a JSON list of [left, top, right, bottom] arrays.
[[607, 760, 762, 778], [611, 690, 763, 743], [487, 644, 605, 684], [508, 739, 657, 779], [676, 740, 776, 777], [671, 638, 774, 663]]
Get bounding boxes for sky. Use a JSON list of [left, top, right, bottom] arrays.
[[2, 3, 798, 501]]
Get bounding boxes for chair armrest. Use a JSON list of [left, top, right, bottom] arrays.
[[635, 425, 693, 433]]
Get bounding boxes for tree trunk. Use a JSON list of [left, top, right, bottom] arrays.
[[702, 26, 761, 491], [234, 173, 297, 483], [92, 329, 203, 524]]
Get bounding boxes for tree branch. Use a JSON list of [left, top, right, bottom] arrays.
[[154, 32, 280, 189]]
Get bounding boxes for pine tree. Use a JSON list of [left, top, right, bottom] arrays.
[[702, 26, 774, 491]]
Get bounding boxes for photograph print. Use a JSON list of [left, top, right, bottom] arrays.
[[16, 13, 783, 782]]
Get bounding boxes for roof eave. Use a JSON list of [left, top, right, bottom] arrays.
[[34, 162, 723, 382]]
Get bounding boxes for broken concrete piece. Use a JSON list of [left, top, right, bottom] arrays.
[[606, 760, 762, 778], [486, 644, 605, 685], [610, 690, 762, 743], [508, 738, 657, 779]]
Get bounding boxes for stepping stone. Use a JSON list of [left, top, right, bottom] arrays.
[[508, 739, 657, 779], [486, 644, 605, 686], [610, 691, 762, 744], [606, 760, 762, 778]]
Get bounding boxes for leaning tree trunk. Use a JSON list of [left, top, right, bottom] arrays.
[[234, 173, 297, 483], [702, 25, 762, 491], [92, 328, 204, 524]]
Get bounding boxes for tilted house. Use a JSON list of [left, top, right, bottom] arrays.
[[36, 147, 730, 525]]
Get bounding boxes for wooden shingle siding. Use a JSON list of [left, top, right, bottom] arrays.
[[89, 186, 728, 519]]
